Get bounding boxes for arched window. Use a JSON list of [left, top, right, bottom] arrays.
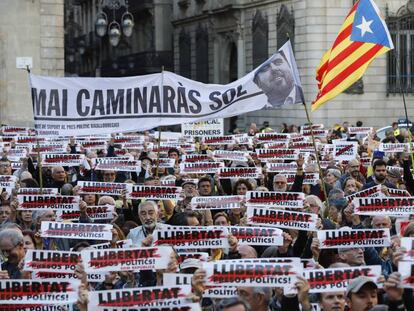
[[387, 1, 414, 94], [252, 10, 268, 68], [277, 5, 294, 49], [179, 30, 191, 78], [196, 25, 209, 83]]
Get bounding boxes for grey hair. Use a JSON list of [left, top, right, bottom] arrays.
[[61, 183, 74, 195], [0, 222, 22, 231], [252, 287, 272, 304], [305, 194, 325, 216], [51, 166, 65, 174], [32, 210, 53, 225], [137, 200, 158, 211], [328, 188, 345, 200], [0, 228, 23, 246]]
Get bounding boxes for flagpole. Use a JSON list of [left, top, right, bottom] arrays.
[[284, 34, 330, 206], [155, 66, 164, 178], [302, 101, 330, 206], [26, 66, 43, 192]]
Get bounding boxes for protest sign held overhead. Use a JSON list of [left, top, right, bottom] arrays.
[[17, 195, 80, 211], [400, 237, 414, 261], [55, 205, 115, 221], [266, 162, 297, 173], [256, 132, 290, 143], [277, 172, 319, 185], [126, 184, 182, 200], [92, 158, 141, 172], [41, 154, 85, 167], [77, 181, 127, 196], [17, 187, 58, 195], [353, 197, 414, 215], [218, 167, 262, 179], [179, 162, 223, 174], [91, 239, 132, 250], [333, 141, 358, 161], [246, 206, 317, 231], [304, 265, 382, 293], [40, 221, 113, 240], [398, 261, 414, 288], [387, 187, 410, 197], [246, 191, 305, 208], [81, 246, 173, 272], [163, 273, 193, 287], [182, 154, 211, 163], [212, 150, 248, 162], [24, 250, 80, 272], [202, 136, 236, 145], [379, 143, 409, 153], [190, 196, 243, 210], [318, 228, 391, 249], [348, 127, 373, 135], [182, 119, 224, 137], [227, 226, 284, 246], [256, 149, 299, 161], [88, 285, 192, 310], [152, 226, 229, 249], [0, 279, 80, 304], [345, 185, 382, 203], [203, 258, 301, 288]]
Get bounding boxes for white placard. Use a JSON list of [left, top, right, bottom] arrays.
[[40, 221, 113, 240], [246, 206, 317, 231], [182, 119, 224, 137], [317, 229, 391, 249], [81, 246, 173, 272]]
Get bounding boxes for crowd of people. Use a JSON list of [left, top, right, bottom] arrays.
[[0, 120, 413, 311]]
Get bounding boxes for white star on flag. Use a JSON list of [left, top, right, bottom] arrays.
[[356, 16, 374, 37]]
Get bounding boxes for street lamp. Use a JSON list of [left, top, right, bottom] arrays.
[[108, 21, 121, 47], [95, 0, 134, 47]]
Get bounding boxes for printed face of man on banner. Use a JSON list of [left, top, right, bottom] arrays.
[[253, 50, 295, 108]]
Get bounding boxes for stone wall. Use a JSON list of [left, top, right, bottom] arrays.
[[0, 0, 64, 126]]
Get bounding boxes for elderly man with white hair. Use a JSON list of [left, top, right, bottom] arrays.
[[127, 200, 162, 247]]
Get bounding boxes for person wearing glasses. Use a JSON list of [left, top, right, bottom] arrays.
[[0, 228, 25, 278]]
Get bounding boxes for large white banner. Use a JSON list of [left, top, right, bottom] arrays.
[[29, 41, 303, 136]]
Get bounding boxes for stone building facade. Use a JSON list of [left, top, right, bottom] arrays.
[[0, 0, 64, 126], [1, 0, 414, 130], [172, 0, 414, 131]]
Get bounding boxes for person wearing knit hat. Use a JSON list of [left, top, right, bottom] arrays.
[[387, 168, 401, 187]]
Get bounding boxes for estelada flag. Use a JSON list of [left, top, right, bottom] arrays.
[[312, 0, 394, 111]]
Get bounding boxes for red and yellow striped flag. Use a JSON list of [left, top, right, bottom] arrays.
[[312, 0, 394, 111]]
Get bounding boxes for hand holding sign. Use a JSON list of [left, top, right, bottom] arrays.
[[383, 272, 404, 301]]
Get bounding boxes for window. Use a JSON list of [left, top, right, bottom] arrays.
[[196, 25, 209, 83], [252, 10, 268, 68], [277, 5, 294, 49], [387, 4, 414, 94], [179, 30, 191, 78]]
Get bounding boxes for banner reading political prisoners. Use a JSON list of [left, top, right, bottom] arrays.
[[29, 41, 303, 137], [203, 258, 301, 289], [304, 265, 382, 293], [0, 279, 80, 304]]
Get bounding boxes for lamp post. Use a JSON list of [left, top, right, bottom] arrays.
[[95, 0, 134, 47]]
